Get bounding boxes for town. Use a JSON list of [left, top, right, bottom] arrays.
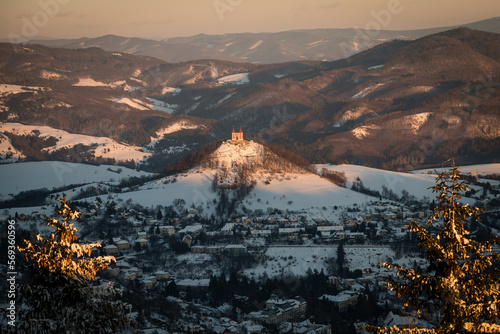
[[3, 141, 499, 333]]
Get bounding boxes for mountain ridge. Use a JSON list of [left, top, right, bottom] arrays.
[[1, 27, 499, 171], [22, 17, 500, 64]]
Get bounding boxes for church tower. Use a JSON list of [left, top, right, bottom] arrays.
[[231, 127, 243, 141]]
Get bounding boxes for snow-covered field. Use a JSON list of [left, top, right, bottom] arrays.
[[243, 245, 396, 279], [352, 83, 384, 99], [0, 122, 151, 162], [148, 98, 177, 113], [217, 73, 250, 85], [351, 125, 381, 140], [73, 78, 110, 87], [0, 84, 47, 95], [161, 86, 182, 95], [100, 170, 218, 210], [148, 122, 205, 148], [0, 161, 153, 199], [245, 246, 337, 278], [0, 133, 24, 161], [247, 173, 376, 213], [318, 164, 438, 200], [413, 163, 500, 176], [113, 97, 150, 110]]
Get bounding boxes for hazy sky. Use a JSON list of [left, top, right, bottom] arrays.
[[1, 0, 499, 41]]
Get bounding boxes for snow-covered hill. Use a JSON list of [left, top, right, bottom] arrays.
[[0, 123, 151, 163], [0, 161, 153, 201], [319, 164, 438, 200], [82, 141, 381, 219], [0, 136, 497, 219]]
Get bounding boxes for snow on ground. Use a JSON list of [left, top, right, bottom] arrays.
[[130, 77, 145, 85], [217, 73, 249, 85], [103, 170, 218, 210], [147, 98, 177, 114], [161, 86, 182, 95], [335, 108, 374, 127], [351, 125, 380, 140], [244, 246, 337, 278], [318, 164, 437, 200], [413, 163, 500, 176], [113, 97, 150, 110], [73, 78, 130, 90], [0, 161, 153, 199], [249, 40, 263, 50], [243, 245, 395, 279], [148, 121, 204, 147], [211, 140, 262, 167], [309, 40, 325, 47], [73, 78, 109, 87], [247, 173, 376, 213], [0, 133, 24, 161], [0, 123, 151, 162], [345, 246, 394, 271], [92, 167, 373, 218], [352, 83, 384, 100], [216, 92, 237, 105], [403, 112, 430, 134], [0, 84, 46, 95], [41, 70, 63, 79], [367, 64, 384, 70]]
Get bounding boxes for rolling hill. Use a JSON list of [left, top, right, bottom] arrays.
[[25, 17, 500, 64], [1, 27, 499, 171]]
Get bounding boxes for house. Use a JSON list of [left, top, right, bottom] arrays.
[[178, 224, 203, 235], [278, 227, 305, 235], [135, 237, 148, 248], [103, 244, 119, 255], [129, 267, 143, 278], [224, 244, 247, 256], [124, 271, 136, 281], [116, 239, 130, 251], [146, 219, 158, 226], [155, 270, 170, 281], [320, 292, 358, 312], [251, 229, 272, 237], [248, 295, 306, 325], [159, 225, 175, 236], [277, 218, 289, 225], [191, 245, 206, 254], [384, 311, 418, 329], [206, 246, 222, 255], [317, 225, 344, 233], [176, 279, 211, 291], [384, 212, 397, 220], [142, 279, 154, 289]]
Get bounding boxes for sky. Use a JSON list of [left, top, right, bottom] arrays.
[[0, 0, 499, 41]]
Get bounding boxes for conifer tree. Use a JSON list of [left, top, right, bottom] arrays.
[[14, 195, 132, 333], [365, 160, 500, 333]]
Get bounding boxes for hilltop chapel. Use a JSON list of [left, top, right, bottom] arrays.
[[232, 127, 244, 141]]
